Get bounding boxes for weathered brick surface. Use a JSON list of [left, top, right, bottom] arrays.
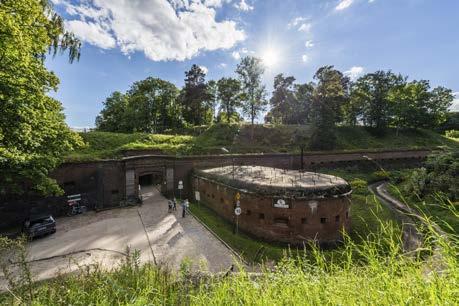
[[193, 175, 351, 245]]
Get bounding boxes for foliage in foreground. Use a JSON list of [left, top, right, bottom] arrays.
[[0, 0, 82, 196], [1, 208, 458, 305]]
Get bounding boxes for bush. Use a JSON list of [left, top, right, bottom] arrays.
[[445, 130, 459, 138], [350, 178, 368, 194], [372, 170, 390, 181]]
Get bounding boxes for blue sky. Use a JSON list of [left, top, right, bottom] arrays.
[[47, 0, 459, 128]]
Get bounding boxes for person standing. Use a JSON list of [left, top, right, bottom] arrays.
[[173, 198, 177, 211]]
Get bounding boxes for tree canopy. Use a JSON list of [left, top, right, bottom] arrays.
[[0, 0, 82, 196]]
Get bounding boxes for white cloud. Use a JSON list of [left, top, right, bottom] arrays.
[[301, 54, 309, 63], [231, 48, 251, 60], [298, 23, 312, 33], [232, 51, 241, 60], [336, 0, 354, 10], [218, 63, 228, 68], [234, 0, 254, 11], [56, 0, 245, 61], [199, 65, 209, 74], [305, 40, 314, 48], [452, 92, 459, 111], [288, 17, 312, 33], [345, 66, 365, 80], [288, 17, 308, 29], [65, 20, 115, 49]]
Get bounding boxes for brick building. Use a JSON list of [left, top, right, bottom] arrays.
[[193, 166, 352, 245]]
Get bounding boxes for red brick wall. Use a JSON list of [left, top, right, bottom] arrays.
[[193, 176, 351, 245]]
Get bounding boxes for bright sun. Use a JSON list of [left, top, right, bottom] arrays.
[[261, 49, 279, 68]]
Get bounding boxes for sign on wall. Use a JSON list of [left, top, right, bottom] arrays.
[[273, 198, 290, 209], [195, 191, 200, 201]]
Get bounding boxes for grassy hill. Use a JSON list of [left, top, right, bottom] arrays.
[[66, 124, 459, 161]]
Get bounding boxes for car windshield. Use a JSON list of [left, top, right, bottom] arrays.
[[29, 217, 53, 226]]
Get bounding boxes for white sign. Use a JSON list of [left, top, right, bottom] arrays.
[[178, 180, 183, 190], [274, 199, 289, 209], [234, 207, 242, 216], [195, 191, 200, 201], [236, 200, 240, 207]]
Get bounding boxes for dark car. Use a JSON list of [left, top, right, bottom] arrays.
[[24, 215, 56, 239]]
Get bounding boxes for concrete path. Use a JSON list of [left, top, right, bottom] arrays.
[[1, 186, 236, 289]]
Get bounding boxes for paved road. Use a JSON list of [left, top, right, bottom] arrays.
[[1, 186, 235, 289]]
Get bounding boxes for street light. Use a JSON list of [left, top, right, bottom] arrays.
[[221, 147, 236, 179]]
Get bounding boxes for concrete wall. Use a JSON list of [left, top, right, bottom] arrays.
[[193, 176, 351, 245]]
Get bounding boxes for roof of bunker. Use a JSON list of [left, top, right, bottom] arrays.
[[194, 166, 351, 199]]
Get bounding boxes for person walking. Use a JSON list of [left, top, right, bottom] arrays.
[[173, 198, 177, 211], [168, 200, 173, 213], [182, 199, 189, 218]]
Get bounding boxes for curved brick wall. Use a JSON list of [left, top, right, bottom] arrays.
[[193, 175, 351, 245]]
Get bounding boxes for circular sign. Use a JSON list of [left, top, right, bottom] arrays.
[[234, 207, 241, 216]]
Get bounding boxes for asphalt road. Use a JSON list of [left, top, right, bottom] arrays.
[[1, 186, 236, 289]]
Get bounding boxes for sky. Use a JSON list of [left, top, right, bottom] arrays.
[[47, 0, 459, 128]]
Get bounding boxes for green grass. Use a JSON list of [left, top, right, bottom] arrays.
[[189, 203, 285, 263], [386, 169, 459, 235], [66, 124, 459, 161], [188, 166, 400, 263], [1, 209, 457, 305]]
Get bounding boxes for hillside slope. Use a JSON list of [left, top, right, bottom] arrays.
[[66, 124, 459, 161]]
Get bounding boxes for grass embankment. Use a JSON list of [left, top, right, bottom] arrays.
[[386, 169, 459, 234], [2, 213, 457, 305], [66, 124, 459, 161], [190, 166, 400, 263]]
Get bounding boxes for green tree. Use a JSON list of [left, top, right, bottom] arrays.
[[216, 77, 242, 123], [95, 92, 129, 132], [181, 65, 213, 126], [309, 66, 350, 150], [236, 56, 267, 126], [126, 78, 180, 133], [268, 74, 296, 124], [351, 71, 405, 133], [293, 82, 314, 124], [0, 0, 82, 196]]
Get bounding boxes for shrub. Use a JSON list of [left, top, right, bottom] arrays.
[[373, 170, 390, 181], [445, 129, 459, 138], [350, 178, 368, 194]]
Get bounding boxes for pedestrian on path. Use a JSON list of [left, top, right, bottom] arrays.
[[182, 199, 189, 218], [168, 200, 173, 213], [173, 198, 177, 211]]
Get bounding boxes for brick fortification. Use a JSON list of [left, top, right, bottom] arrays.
[[193, 166, 352, 245]]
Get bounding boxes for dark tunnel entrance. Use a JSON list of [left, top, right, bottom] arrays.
[[139, 173, 163, 187]]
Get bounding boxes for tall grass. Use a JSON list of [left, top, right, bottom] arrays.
[[1, 200, 458, 305]]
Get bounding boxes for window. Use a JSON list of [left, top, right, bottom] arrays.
[[335, 215, 340, 222], [220, 198, 224, 203], [246, 210, 251, 216], [320, 217, 328, 224], [212, 194, 215, 199], [274, 218, 289, 225], [259, 213, 265, 220], [301, 218, 307, 224]]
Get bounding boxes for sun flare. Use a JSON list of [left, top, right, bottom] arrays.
[[261, 48, 279, 68]]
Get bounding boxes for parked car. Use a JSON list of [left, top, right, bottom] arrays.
[[24, 215, 56, 239]]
